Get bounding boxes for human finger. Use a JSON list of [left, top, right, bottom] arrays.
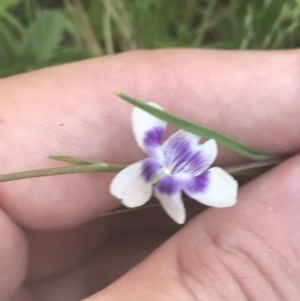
[[0, 49, 299, 230], [84, 154, 300, 300]]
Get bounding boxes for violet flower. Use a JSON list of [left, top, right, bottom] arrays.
[[110, 103, 238, 224]]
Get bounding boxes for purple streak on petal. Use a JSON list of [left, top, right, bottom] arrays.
[[183, 171, 210, 193], [141, 158, 161, 182], [143, 126, 164, 157], [163, 131, 209, 175], [144, 126, 164, 148], [156, 175, 180, 195]]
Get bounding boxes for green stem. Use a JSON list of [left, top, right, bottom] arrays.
[[223, 157, 283, 174], [0, 157, 282, 183], [25, 0, 33, 25], [194, 0, 217, 47], [0, 163, 127, 182]]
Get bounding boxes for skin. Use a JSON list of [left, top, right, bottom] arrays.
[[0, 49, 300, 300]]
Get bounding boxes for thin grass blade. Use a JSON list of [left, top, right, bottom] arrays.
[[117, 92, 276, 161]]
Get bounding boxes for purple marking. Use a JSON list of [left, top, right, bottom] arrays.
[[156, 175, 180, 195], [163, 131, 208, 175], [141, 158, 160, 182], [143, 126, 164, 149], [184, 171, 210, 193]]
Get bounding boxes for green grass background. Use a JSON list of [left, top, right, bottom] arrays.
[[0, 0, 299, 77]]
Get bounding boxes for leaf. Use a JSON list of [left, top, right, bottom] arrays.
[[0, 19, 23, 76], [23, 10, 66, 62], [49, 155, 95, 165], [0, 0, 22, 12], [117, 92, 276, 161], [0, 20, 20, 57], [0, 10, 26, 35]]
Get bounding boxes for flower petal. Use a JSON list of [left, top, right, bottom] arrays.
[[163, 130, 217, 176], [132, 103, 166, 159], [141, 158, 161, 182], [183, 167, 238, 207], [193, 139, 217, 174], [121, 176, 153, 208], [155, 175, 185, 224], [156, 174, 181, 194], [110, 160, 157, 208], [110, 161, 144, 199]]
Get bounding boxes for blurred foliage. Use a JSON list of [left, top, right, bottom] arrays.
[[0, 0, 299, 77]]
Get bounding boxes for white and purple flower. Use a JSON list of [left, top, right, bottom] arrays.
[[110, 103, 238, 224]]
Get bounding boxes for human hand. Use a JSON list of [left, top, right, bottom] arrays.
[[1, 49, 300, 300]]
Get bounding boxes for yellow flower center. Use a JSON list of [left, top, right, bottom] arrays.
[[153, 165, 175, 184], [163, 165, 174, 175]]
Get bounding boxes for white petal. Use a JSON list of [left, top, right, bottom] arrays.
[[184, 167, 238, 207], [194, 139, 218, 175], [179, 131, 200, 144], [155, 187, 186, 224], [110, 161, 144, 199], [132, 102, 166, 155], [162, 130, 217, 176], [121, 176, 153, 208], [162, 130, 200, 156]]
